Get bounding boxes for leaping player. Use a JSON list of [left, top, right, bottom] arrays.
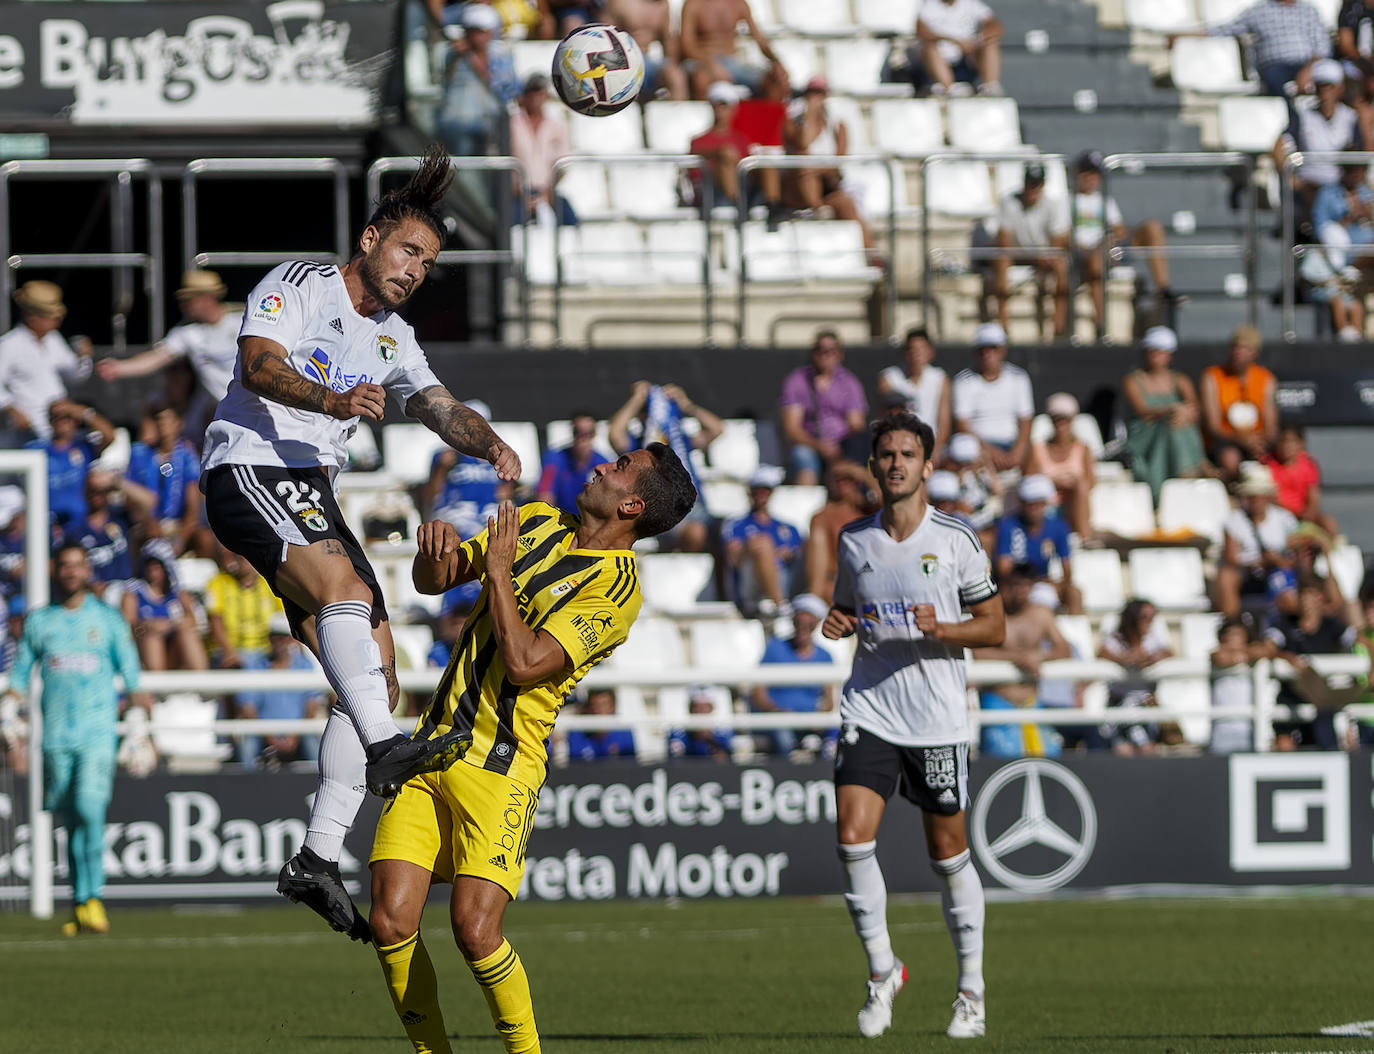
[[822, 411, 1006, 1040], [200, 145, 521, 941]]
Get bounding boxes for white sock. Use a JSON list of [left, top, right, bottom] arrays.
[[932, 849, 985, 999], [314, 601, 400, 748], [303, 706, 366, 862], [838, 841, 895, 978]]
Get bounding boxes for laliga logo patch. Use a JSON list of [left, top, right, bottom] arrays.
[[550, 577, 581, 597], [376, 334, 398, 364], [921, 553, 939, 576], [250, 292, 284, 325]]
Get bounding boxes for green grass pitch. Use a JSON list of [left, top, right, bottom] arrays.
[[2, 895, 1372, 1053]]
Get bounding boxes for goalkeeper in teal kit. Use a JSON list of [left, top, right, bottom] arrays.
[[6, 543, 143, 935]]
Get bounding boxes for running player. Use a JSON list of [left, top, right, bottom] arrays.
[[3, 544, 144, 935], [367, 444, 696, 1054], [822, 411, 1005, 1040], [200, 145, 522, 940]]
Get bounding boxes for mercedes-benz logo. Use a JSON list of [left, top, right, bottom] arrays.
[[969, 759, 1097, 893]]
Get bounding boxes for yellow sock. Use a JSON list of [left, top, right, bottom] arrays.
[[376, 932, 451, 1054], [467, 938, 540, 1054]]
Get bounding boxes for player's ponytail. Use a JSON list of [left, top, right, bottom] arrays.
[[365, 142, 454, 246]]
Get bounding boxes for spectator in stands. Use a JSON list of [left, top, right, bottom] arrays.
[[64, 469, 154, 592], [547, 0, 604, 35], [509, 74, 576, 226], [96, 271, 238, 441], [609, 0, 688, 100], [668, 685, 734, 760], [1217, 466, 1300, 617], [0, 281, 93, 447], [1263, 577, 1355, 749], [609, 380, 720, 552], [428, 598, 469, 667], [722, 465, 802, 617], [927, 469, 977, 531], [1263, 422, 1339, 534], [437, 4, 518, 158], [909, 0, 1004, 97], [0, 502, 25, 603], [989, 164, 1072, 339], [1305, 156, 1374, 340], [538, 411, 614, 514], [942, 431, 1003, 540], [126, 403, 203, 556], [680, 0, 788, 102], [995, 473, 1081, 613], [1121, 326, 1207, 504], [26, 399, 113, 533], [1353, 588, 1374, 746], [1185, 0, 1332, 99], [203, 546, 284, 669], [803, 460, 876, 600], [1200, 325, 1279, 462], [1273, 59, 1365, 210], [1071, 150, 1179, 332], [973, 564, 1071, 758], [424, 399, 511, 535], [876, 327, 952, 455], [486, 0, 556, 39], [751, 593, 836, 757], [952, 323, 1034, 474], [1097, 597, 1173, 756], [689, 81, 785, 221], [1338, 0, 1374, 100], [565, 688, 637, 761], [779, 77, 876, 254], [1025, 392, 1094, 540], [0, 595, 23, 673], [1210, 616, 1267, 754], [235, 613, 328, 768], [121, 540, 208, 673], [779, 330, 869, 486]]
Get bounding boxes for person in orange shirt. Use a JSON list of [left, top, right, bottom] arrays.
[[1199, 325, 1278, 461]]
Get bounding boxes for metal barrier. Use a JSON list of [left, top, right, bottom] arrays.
[[182, 157, 350, 272], [736, 153, 896, 343], [367, 155, 531, 343], [0, 159, 165, 349], [1279, 150, 1374, 341], [1101, 152, 1257, 338]]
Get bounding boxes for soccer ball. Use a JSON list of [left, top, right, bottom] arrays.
[[552, 24, 646, 117]]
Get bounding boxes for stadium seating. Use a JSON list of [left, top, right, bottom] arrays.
[[568, 107, 645, 155], [855, 0, 919, 35], [1029, 413, 1106, 458], [1127, 547, 1209, 610], [767, 485, 828, 538], [946, 98, 1024, 153], [1154, 675, 1213, 745], [689, 619, 767, 666], [1216, 96, 1289, 154], [638, 552, 718, 614], [152, 694, 231, 768], [779, 0, 853, 36], [1089, 481, 1157, 539], [173, 557, 218, 596], [1157, 477, 1230, 543], [824, 39, 907, 97], [1125, 0, 1197, 33], [390, 624, 436, 670], [605, 616, 687, 669], [644, 101, 712, 153], [382, 423, 448, 485], [1178, 612, 1223, 660], [870, 98, 945, 158], [1170, 37, 1253, 94], [1071, 548, 1126, 613], [489, 421, 543, 487]]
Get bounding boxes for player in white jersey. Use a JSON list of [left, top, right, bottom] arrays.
[[200, 146, 522, 942], [822, 411, 1005, 1040]]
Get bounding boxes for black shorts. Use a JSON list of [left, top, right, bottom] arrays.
[[203, 464, 387, 640], [834, 724, 970, 815]]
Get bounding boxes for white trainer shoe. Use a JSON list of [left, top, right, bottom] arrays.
[[856, 961, 907, 1038], [946, 991, 986, 1038]]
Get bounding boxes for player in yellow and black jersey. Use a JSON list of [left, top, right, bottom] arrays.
[[368, 442, 696, 1054]]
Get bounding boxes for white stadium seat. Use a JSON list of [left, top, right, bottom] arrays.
[[605, 616, 686, 668], [1157, 477, 1230, 544], [545, 417, 611, 451], [562, 221, 651, 286], [767, 484, 828, 539], [382, 423, 448, 484], [1200, 0, 1248, 23], [173, 557, 218, 596], [644, 101, 712, 153], [1154, 676, 1213, 745], [843, 159, 911, 218], [568, 106, 645, 154], [1310, 0, 1342, 28], [511, 40, 558, 86], [1170, 37, 1253, 94], [390, 624, 435, 670], [488, 421, 542, 487], [856, 0, 920, 35], [769, 38, 823, 86], [608, 163, 685, 219], [795, 221, 880, 281], [741, 221, 802, 281], [647, 221, 709, 283], [1126, 0, 1197, 33], [152, 695, 230, 765], [925, 160, 995, 217], [825, 39, 904, 96], [870, 98, 945, 158], [689, 618, 767, 665], [1089, 481, 1156, 539], [1316, 543, 1366, 601], [778, 0, 852, 35], [824, 94, 871, 151], [1217, 96, 1290, 153], [1054, 614, 1097, 661], [706, 419, 762, 479], [700, 479, 750, 520], [1071, 548, 1126, 613], [1179, 612, 1223, 660], [638, 552, 716, 613], [946, 97, 1022, 152], [1128, 547, 1209, 610], [555, 161, 612, 219]]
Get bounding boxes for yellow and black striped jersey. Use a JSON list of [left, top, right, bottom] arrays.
[[418, 502, 641, 790]]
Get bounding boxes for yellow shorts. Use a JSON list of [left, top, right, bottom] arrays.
[[370, 759, 540, 899]]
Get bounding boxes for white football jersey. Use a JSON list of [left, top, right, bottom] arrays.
[[202, 262, 440, 475], [162, 312, 241, 400], [833, 507, 998, 746]]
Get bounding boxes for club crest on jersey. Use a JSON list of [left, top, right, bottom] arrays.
[[303, 347, 374, 394], [376, 334, 398, 364], [250, 292, 284, 325], [301, 510, 328, 532], [922, 553, 939, 576]]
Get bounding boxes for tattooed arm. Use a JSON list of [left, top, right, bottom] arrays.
[[405, 384, 522, 482], [238, 336, 387, 421]]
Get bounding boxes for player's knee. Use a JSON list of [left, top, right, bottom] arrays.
[[369, 904, 413, 949], [452, 912, 503, 961]]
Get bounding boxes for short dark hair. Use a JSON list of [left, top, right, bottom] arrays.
[[870, 411, 935, 463], [633, 442, 698, 538], [364, 143, 454, 248], [52, 541, 88, 563], [904, 326, 930, 344], [812, 328, 841, 350], [1278, 421, 1305, 440]]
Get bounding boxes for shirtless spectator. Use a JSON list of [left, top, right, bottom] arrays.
[[804, 460, 876, 600], [609, 0, 688, 100], [548, 0, 605, 36], [681, 0, 788, 101]]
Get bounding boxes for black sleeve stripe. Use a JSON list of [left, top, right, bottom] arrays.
[[607, 557, 637, 607], [604, 558, 628, 606], [930, 509, 983, 553]]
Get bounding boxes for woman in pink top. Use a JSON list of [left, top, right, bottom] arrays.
[[1025, 391, 1094, 539]]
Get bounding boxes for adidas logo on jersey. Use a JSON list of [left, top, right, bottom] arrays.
[[938, 788, 957, 805], [401, 1011, 427, 1025], [328, 316, 344, 334], [858, 561, 874, 574], [488, 853, 508, 871]]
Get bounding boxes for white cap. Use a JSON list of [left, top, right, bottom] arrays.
[[465, 398, 492, 421], [748, 464, 785, 489], [460, 4, 503, 32], [706, 81, 744, 106], [947, 432, 982, 463], [1029, 581, 1060, 611], [974, 322, 1007, 347], [268, 612, 293, 637], [1045, 392, 1079, 418], [1313, 58, 1345, 85], [1018, 473, 1056, 503], [1142, 325, 1178, 352], [791, 593, 829, 620], [927, 470, 960, 502]]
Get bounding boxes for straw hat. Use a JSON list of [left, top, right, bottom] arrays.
[[176, 270, 227, 300], [13, 280, 66, 320]]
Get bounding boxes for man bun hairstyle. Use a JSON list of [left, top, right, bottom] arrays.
[[633, 442, 698, 538], [870, 411, 935, 463], [365, 143, 454, 246]]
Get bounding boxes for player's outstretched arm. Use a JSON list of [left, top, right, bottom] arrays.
[[239, 336, 386, 420], [484, 501, 570, 684], [913, 595, 1006, 648], [405, 384, 521, 482], [413, 520, 480, 594]]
